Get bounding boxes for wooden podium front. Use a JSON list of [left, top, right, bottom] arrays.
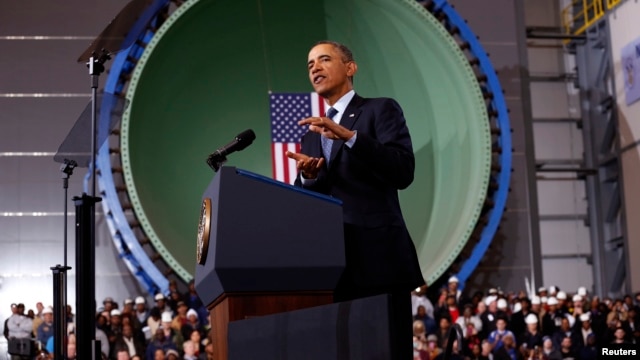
[[208, 292, 333, 360]]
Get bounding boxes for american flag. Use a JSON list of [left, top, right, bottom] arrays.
[[270, 92, 325, 184]]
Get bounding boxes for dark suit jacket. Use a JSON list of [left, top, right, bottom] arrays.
[[294, 94, 424, 295]]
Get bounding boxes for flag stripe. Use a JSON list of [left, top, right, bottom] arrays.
[[270, 92, 323, 184], [287, 142, 298, 184]]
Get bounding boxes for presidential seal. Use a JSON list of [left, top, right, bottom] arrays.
[[196, 198, 212, 265]]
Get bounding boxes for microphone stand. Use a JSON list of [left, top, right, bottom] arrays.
[[206, 153, 227, 172], [60, 159, 77, 266], [443, 323, 463, 360], [50, 159, 76, 360]]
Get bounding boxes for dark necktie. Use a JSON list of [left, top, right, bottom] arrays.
[[321, 107, 338, 164]]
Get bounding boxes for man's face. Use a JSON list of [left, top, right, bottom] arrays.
[[615, 328, 625, 340], [574, 300, 582, 308], [183, 342, 195, 356], [44, 313, 53, 323], [36, 303, 44, 312], [307, 44, 355, 101], [124, 304, 133, 313], [155, 329, 165, 342], [154, 349, 164, 360], [446, 296, 456, 307], [123, 325, 132, 337], [178, 305, 187, 316]]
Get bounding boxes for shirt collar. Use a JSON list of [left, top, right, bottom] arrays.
[[326, 90, 355, 121]]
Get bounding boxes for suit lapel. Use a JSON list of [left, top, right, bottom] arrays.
[[328, 94, 364, 166]]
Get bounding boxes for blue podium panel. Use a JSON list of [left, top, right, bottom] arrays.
[[228, 294, 393, 360], [195, 167, 345, 305]]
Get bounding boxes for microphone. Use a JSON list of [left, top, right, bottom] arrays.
[[206, 129, 256, 171]]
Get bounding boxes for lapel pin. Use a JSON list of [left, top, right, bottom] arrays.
[[349, 113, 355, 117]]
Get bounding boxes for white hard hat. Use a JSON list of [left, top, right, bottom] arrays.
[[525, 313, 538, 324], [577, 287, 587, 296], [135, 296, 146, 305], [161, 312, 173, 323], [497, 298, 508, 309], [531, 296, 541, 305]]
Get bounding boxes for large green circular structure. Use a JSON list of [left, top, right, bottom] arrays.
[[120, 0, 491, 285]]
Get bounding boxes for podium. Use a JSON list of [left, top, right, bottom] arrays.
[[194, 167, 345, 359]]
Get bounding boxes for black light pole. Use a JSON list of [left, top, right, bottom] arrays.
[[74, 193, 101, 360], [50, 265, 70, 360]]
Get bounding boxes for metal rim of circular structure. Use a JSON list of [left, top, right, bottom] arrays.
[[97, 0, 511, 294]]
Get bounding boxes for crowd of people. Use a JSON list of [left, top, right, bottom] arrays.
[[5, 275, 640, 359], [411, 277, 640, 360], [3, 280, 211, 360]]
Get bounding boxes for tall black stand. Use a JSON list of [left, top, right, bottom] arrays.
[[60, 159, 76, 266], [50, 265, 70, 360], [88, 53, 109, 197], [74, 194, 101, 360]]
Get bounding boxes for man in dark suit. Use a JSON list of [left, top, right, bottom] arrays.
[[287, 40, 425, 358]]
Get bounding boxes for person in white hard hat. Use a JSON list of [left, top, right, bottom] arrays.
[[36, 306, 54, 346], [520, 312, 543, 350], [556, 291, 568, 312], [542, 297, 561, 336], [574, 312, 593, 349], [511, 297, 535, 342], [571, 294, 584, 316], [480, 295, 500, 339], [134, 296, 149, 325], [531, 296, 542, 314], [447, 276, 462, 302], [152, 293, 172, 317]]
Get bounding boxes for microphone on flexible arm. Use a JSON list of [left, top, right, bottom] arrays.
[[206, 129, 256, 172]]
